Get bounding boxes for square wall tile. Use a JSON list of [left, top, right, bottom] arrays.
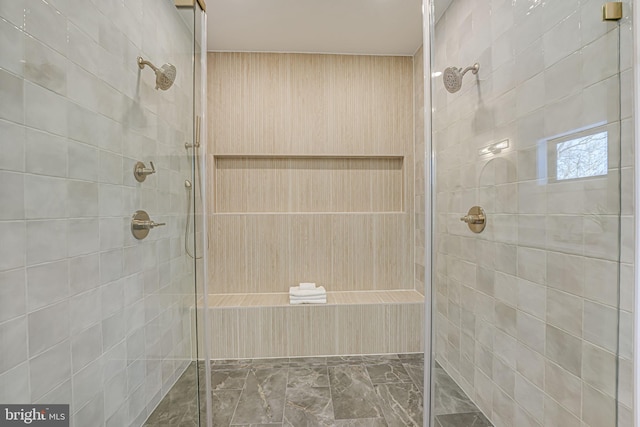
[[0, 69, 24, 124], [29, 340, 71, 402], [27, 260, 69, 311], [0, 316, 28, 375], [0, 221, 26, 271], [28, 300, 69, 357]]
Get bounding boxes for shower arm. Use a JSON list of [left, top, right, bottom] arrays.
[[460, 63, 480, 78], [137, 56, 159, 72]]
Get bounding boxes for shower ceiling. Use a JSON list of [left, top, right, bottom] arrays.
[[207, 0, 425, 55]]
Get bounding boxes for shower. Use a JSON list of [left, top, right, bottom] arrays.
[[137, 56, 177, 90], [442, 62, 479, 93]]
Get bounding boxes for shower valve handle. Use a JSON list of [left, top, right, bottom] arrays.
[[136, 161, 155, 176], [460, 214, 484, 224], [134, 161, 156, 182], [132, 219, 166, 230]]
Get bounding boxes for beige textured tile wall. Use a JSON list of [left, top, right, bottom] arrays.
[[214, 156, 404, 213], [206, 289, 424, 307], [207, 52, 415, 294], [431, 1, 634, 426], [208, 52, 413, 156], [206, 302, 424, 359], [208, 213, 412, 294]]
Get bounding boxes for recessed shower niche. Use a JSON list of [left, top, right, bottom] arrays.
[[213, 155, 404, 213]]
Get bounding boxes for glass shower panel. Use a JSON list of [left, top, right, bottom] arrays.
[[0, 1, 201, 426], [192, 2, 209, 426], [428, 1, 626, 426], [141, 1, 206, 426]]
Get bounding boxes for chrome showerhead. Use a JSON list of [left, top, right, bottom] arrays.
[[137, 56, 176, 90], [442, 62, 479, 93]]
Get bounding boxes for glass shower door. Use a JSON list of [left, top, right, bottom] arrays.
[[0, 1, 202, 426], [142, 1, 207, 426], [427, 0, 631, 426]]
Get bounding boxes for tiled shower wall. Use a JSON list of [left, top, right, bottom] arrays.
[[0, 1, 197, 426], [432, 0, 634, 426], [207, 52, 415, 294]]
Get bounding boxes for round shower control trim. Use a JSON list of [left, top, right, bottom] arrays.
[[131, 210, 166, 240], [460, 206, 486, 233]]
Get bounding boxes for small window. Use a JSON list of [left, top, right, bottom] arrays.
[[545, 128, 608, 182], [556, 131, 608, 180]]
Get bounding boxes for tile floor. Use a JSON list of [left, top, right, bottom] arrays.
[[144, 354, 492, 427]]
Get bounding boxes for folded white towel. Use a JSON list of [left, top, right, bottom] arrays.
[[299, 282, 316, 290], [290, 297, 327, 305], [289, 285, 326, 297]]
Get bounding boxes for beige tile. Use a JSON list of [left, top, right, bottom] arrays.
[[494, 301, 517, 336], [205, 290, 424, 308], [207, 52, 416, 297], [477, 266, 495, 296], [492, 385, 516, 426], [517, 247, 546, 285], [517, 279, 546, 320], [583, 300, 618, 353], [546, 252, 584, 296], [582, 341, 616, 398], [207, 297, 423, 359], [516, 343, 544, 389], [208, 52, 412, 157], [618, 357, 633, 409], [494, 272, 518, 306], [214, 156, 403, 213], [618, 402, 633, 427], [493, 355, 515, 397], [545, 325, 582, 377], [545, 289, 583, 337], [494, 329, 517, 369], [582, 383, 616, 427], [209, 308, 240, 359], [517, 311, 545, 354], [546, 215, 584, 256], [514, 374, 544, 423], [475, 342, 493, 378], [473, 369, 494, 417], [543, 396, 580, 427], [495, 243, 518, 275], [514, 406, 542, 427], [544, 360, 581, 417]]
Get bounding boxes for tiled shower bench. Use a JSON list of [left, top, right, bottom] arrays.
[[200, 290, 425, 359]]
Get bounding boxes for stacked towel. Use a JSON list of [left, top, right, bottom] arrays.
[[289, 283, 327, 304]]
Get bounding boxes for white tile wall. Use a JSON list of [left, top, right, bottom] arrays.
[[0, 0, 199, 426], [432, 0, 633, 426]]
